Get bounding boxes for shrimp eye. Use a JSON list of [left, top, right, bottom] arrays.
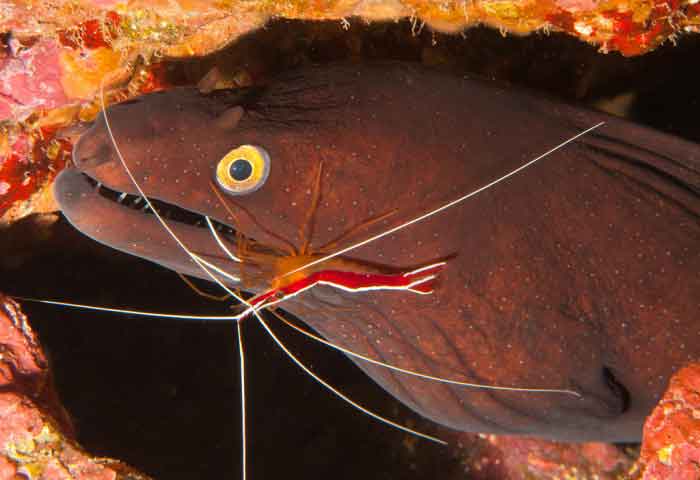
[[215, 145, 270, 195]]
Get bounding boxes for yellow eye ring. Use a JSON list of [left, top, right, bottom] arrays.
[[215, 145, 270, 195]]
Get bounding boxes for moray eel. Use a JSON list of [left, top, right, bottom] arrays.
[[54, 63, 700, 442]]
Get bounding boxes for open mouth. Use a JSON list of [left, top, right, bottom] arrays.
[[83, 173, 237, 236], [54, 167, 268, 288]]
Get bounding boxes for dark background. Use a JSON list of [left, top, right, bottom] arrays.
[[1, 19, 699, 480]]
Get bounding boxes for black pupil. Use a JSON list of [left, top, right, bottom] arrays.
[[230, 159, 253, 181]]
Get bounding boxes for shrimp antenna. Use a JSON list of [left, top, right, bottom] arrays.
[[98, 79, 245, 304], [269, 309, 581, 397], [206, 217, 242, 263], [101, 79, 445, 465], [236, 321, 247, 480], [205, 215, 447, 445], [282, 121, 606, 277], [14, 297, 243, 321], [253, 309, 446, 445], [97, 79, 252, 480]]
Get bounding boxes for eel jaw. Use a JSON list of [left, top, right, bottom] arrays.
[[53, 167, 249, 287]]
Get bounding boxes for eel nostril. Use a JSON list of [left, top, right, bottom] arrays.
[[73, 137, 112, 169], [602, 366, 631, 414]]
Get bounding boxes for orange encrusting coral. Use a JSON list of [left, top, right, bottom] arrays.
[[637, 363, 700, 480], [0, 5, 173, 225], [0, 57, 174, 225], [2, 1, 699, 59]]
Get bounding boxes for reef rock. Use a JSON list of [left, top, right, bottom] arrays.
[[449, 431, 635, 479], [637, 363, 700, 480], [0, 294, 150, 480]]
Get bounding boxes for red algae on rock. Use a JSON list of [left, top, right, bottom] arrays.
[[0, 125, 72, 225], [0, 21, 173, 225], [448, 431, 635, 479], [638, 363, 700, 480], [0, 294, 151, 480]]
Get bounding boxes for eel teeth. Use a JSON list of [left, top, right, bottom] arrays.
[[117, 192, 128, 203]]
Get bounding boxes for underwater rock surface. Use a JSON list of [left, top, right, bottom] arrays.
[[0, 294, 150, 480], [2, 0, 699, 58], [638, 363, 700, 480], [448, 432, 635, 479]]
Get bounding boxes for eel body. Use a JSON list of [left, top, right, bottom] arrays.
[[55, 63, 700, 442]]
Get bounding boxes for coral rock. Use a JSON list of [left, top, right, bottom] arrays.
[[0, 294, 151, 480], [638, 363, 700, 480], [449, 431, 634, 479]]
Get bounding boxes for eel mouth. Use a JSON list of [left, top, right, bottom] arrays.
[[84, 173, 237, 238], [54, 167, 256, 287], [66, 116, 239, 248]]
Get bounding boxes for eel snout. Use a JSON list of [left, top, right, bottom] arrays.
[[72, 117, 113, 171]]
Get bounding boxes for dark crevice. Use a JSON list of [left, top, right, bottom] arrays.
[[602, 366, 631, 414]]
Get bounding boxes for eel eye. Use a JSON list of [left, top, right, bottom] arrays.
[[215, 145, 270, 195]]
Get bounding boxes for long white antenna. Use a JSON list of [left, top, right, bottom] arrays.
[[236, 321, 247, 480], [206, 217, 242, 262], [100, 79, 446, 460], [16, 298, 240, 321], [271, 310, 580, 397], [98, 79, 245, 306], [206, 211, 449, 444], [254, 312, 447, 445], [99, 79, 254, 480], [283, 122, 605, 277]]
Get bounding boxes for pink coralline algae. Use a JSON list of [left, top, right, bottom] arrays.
[[0, 40, 69, 122], [638, 363, 700, 480]]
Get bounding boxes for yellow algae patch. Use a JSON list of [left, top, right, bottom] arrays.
[[4, 423, 60, 478], [481, 1, 527, 21], [116, 8, 185, 45], [657, 444, 674, 465], [59, 47, 124, 100]]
